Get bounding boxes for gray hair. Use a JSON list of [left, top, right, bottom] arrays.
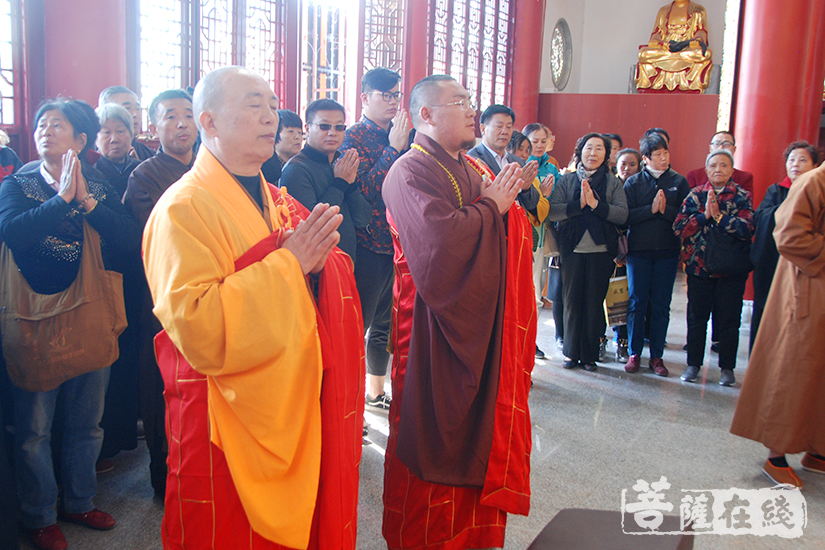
[[409, 74, 456, 128], [706, 149, 735, 167], [95, 104, 135, 140], [98, 85, 138, 107]]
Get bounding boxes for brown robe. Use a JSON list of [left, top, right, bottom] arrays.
[[383, 132, 507, 486], [123, 151, 194, 228], [730, 163, 825, 454]]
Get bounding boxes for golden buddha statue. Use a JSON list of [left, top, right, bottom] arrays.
[[636, 0, 713, 93]]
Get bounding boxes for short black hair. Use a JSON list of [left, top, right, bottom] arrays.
[[616, 148, 642, 166], [644, 127, 670, 143], [713, 130, 736, 145], [522, 123, 548, 139], [35, 98, 100, 157], [305, 98, 345, 125], [507, 131, 530, 155], [148, 89, 192, 125], [409, 74, 455, 127], [603, 133, 623, 148], [480, 104, 515, 125], [362, 68, 401, 94], [639, 133, 668, 158], [783, 140, 820, 165], [275, 109, 302, 144], [573, 132, 612, 170]]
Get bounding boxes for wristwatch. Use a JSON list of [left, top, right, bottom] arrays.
[[713, 212, 723, 224]]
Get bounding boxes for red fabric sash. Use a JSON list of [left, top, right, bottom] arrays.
[[383, 170, 535, 549], [157, 187, 364, 549]]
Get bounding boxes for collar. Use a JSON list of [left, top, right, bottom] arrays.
[[482, 142, 507, 168], [702, 180, 735, 195], [360, 115, 392, 135], [301, 143, 339, 165], [778, 176, 793, 189], [39, 163, 60, 192]]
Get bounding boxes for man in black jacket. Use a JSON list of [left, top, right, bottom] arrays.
[[622, 133, 690, 377], [280, 99, 369, 260]]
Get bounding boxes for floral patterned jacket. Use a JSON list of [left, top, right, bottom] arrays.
[[673, 180, 754, 277]]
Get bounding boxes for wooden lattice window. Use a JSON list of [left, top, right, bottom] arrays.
[[299, 1, 347, 114], [430, 0, 515, 110], [363, 0, 405, 73]]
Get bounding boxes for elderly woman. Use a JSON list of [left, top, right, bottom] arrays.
[[548, 133, 627, 372], [749, 141, 819, 350], [673, 149, 753, 387], [623, 134, 690, 377], [0, 99, 140, 549], [94, 103, 141, 198], [730, 162, 825, 488]]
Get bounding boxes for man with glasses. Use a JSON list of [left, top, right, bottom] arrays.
[[280, 98, 369, 259], [381, 75, 536, 550], [341, 68, 410, 413], [687, 131, 754, 195]]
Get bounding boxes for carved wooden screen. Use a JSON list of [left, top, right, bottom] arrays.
[[363, 0, 405, 73], [430, 0, 515, 110], [300, 1, 346, 110]]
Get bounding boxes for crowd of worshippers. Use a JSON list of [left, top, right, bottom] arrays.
[[0, 65, 823, 550]]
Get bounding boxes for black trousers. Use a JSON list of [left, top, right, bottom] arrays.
[[686, 274, 747, 370], [560, 251, 615, 363], [548, 258, 564, 340], [354, 245, 394, 377]]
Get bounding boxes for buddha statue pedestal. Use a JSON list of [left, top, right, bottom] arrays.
[[635, 0, 713, 94]]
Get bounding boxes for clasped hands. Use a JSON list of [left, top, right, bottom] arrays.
[[282, 203, 343, 274], [579, 179, 599, 210], [58, 150, 97, 212], [650, 189, 666, 214], [480, 162, 523, 214], [704, 188, 721, 220]]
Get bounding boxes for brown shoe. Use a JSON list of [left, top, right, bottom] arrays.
[[649, 357, 668, 377], [801, 453, 825, 474], [28, 524, 67, 550], [59, 508, 116, 530], [762, 460, 803, 488], [624, 354, 640, 373]]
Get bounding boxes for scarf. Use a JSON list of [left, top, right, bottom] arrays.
[[646, 165, 666, 179], [574, 162, 609, 246]]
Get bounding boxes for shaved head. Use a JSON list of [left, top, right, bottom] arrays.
[[193, 66, 265, 134], [409, 75, 455, 128]]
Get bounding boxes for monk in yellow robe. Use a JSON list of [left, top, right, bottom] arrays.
[[143, 67, 363, 549]]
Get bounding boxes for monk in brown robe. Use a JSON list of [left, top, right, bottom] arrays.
[[730, 162, 825, 488], [382, 75, 537, 549]]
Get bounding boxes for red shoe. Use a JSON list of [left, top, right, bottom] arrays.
[[649, 357, 669, 377], [801, 453, 825, 474], [59, 508, 116, 530], [28, 524, 67, 550], [624, 354, 640, 373]]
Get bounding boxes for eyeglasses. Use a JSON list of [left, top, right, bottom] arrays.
[[311, 123, 347, 132], [710, 140, 734, 148], [376, 91, 403, 103], [430, 98, 477, 112]]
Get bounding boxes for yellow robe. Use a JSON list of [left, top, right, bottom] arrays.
[[143, 146, 323, 548]]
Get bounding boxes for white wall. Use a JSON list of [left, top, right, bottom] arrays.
[[540, 0, 727, 94]]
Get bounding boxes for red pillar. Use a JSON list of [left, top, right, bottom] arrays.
[[509, 0, 546, 125], [401, 0, 429, 97], [733, 0, 825, 206]]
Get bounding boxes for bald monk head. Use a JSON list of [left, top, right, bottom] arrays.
[[193, 66, 280, 176], [409, 75, 478, 158]]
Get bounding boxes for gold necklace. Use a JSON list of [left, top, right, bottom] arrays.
[[411, 143, 464, 208]]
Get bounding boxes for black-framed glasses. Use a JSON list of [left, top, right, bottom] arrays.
[[311, 123, 347, 132], [376, 91, 403, 103], [430, 98, 477, 112], [710, 140, 734, 148]]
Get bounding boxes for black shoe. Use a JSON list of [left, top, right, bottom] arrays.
[[681, 365, 700, 382], [582, 362, 598, 372], [562, 359, 578, 369], [535, 346, 546, 359], [710, 341, 719, 353], [719, 368, 735, 387], [365, 393, 391, 411]]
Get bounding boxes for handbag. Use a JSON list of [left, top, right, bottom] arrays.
[[615, 228, 629, 265], [604, 265, 629, 327], [542, 223, 560, 257], [704, 225, 752, 276], [0, 221, 127, 392]]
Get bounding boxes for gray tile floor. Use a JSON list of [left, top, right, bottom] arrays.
[[17, 273, 825, 549]]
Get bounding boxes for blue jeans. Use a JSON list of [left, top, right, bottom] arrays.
[[626, 252, 679, 358], [13, 367, 109, 528]]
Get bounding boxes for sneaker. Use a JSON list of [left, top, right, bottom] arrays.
[[28, 524, 67, 550], [535, 345, 546, 359], [598, 337, 608, 362], [624, 354, 640, 373], [719, 369, 735, 387], [681, 365, 700, 383], [58, 508, 116, 530], [616, 339, 629, 362], [365, 393, 392, 410], [762, 460, 803, 488], [801, 453, 825, 474], [649, 358, 669, 377]]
